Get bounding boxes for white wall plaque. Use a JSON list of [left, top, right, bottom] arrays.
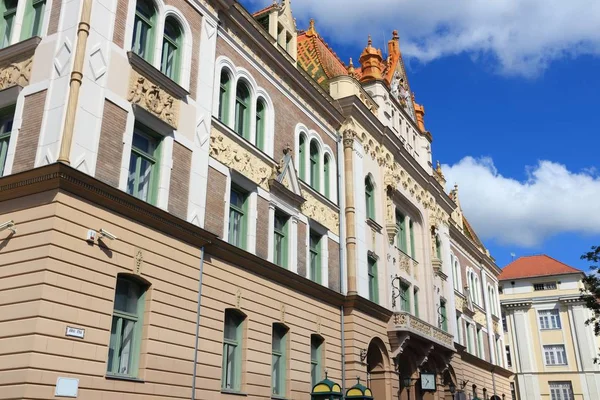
[[55, 377, 79, 397], [65, 327, 85, 339]]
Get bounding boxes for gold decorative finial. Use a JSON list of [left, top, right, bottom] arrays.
[[307, 18, 317, 36], [348, 58, 355, 77], [368, 35, 372, 47]]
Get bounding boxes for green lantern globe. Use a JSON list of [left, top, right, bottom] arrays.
[[311, 372, 343, 400], [345, 377, 374, 400]]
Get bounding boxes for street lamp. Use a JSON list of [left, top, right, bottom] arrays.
[[449, 382, 457, 395], [402, 376, 413, 400]]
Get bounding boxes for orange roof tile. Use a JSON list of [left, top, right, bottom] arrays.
[[252, 3, 278, 18], [498, 255, 582, 281]]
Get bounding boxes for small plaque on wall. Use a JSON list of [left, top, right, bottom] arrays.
[[55, 377, 79, 397], [65, 326, 85, 339]]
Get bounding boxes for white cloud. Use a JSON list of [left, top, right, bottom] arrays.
[[245, 0, 600, 76], [443, 157, 600, 247]]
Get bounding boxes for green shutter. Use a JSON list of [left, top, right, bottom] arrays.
[[256, 99, 266, 151], [323, 155, 330, 198], [409, 220, 415, 259], [414, 289, 419, 317], [299, 136, 306, 180], [219, 70, 231, 124]]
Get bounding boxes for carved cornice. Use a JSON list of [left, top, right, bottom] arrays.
[[502, 301, 532, 310], [0, 37, 40, 92], [0, 36, 40, 64], [390, 312, 455, 350]]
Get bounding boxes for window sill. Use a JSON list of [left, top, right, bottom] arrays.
[[366, 217, 383, 233], [105, 374, 145, 383], [271, 396, 288, 400], [540, 328, 562, 331], [221, 389, 248, 397]]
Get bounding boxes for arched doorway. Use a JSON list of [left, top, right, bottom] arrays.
[[367, 337, 392, 400]]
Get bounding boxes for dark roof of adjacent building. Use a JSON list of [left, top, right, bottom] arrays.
[[498, 254, 583, 281]]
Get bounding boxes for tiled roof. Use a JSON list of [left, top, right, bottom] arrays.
[[498, 255, 582, 281], [252, 3, 278, 18], [297, 30, 349, 88], [462, 216, 484, 249]]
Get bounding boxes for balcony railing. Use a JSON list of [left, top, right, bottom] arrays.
[[390, 311, 454, 350]]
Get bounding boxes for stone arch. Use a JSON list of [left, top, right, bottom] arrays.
[[366, 337, 392, 400]]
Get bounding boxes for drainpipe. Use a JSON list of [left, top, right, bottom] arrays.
[[57, 0, 92, 164], [191, 246, 206, 400], [342, 129, 357, 294], [491, 366, 497, 397], [337, 132, 346, 392]]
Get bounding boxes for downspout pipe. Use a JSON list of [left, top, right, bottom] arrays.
[[337, 132, 346, 393], [57, 0, 92, 164], [191, 246, 206, 400]]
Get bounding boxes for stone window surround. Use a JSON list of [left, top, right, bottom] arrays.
[[1, 0, 51, 48]]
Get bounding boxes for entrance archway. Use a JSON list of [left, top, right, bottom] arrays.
[[367, 337, 391, 400]]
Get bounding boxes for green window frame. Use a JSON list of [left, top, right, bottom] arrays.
[[309, 231, 321, 284], [127, 126, 161, 204], [439, 299, 448, 331], [466, 323, 473, 353], [409, 220, 415, 259], [0, 0, 17, 48], [160, 17, 182, 82], [310, 335, 324, 387], [413, 288, 419, 318], [0, 106, 14, 176], [298, 135, 306, 180], [256, 98, 266, 151], [222, 309, 244, 392], [476, 327, 483, 358], [396, 210, 407, 253], [107, 275, 147, 378], [323, 154, 331, 199], [219, 69, 231, 124], [368, 255, 378, 304], [272, 324, 288, 397], [400, 282, 410, 312], [365, 176, 375, 220], [229, 186, 248, 249], [274, 211, 288, 269], [131, 0, 156, 62], [234, 81, 251, 139], [20, 0, 45, 41], [309, 140, 320, 190]]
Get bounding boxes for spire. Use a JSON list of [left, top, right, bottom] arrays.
[[359, 35, 384, 82], [306, 18, 317, 37], [347, 58, 356, 78], [388, 30, 400, 60], [434, 161, 446, 186]]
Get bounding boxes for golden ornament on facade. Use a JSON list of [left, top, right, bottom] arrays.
[[128, 70, 179, 128], [0, 56, 32, 90], [301, 189, 339, 234]]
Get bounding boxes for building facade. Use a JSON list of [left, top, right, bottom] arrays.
[[0, 0, 510, 399], [500, 255, 600, 400]]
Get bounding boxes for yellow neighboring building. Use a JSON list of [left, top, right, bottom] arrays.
[[500, 255, 600, 400]]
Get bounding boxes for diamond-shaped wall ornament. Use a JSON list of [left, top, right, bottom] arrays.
[[204, 21, 216, 39], [89, 47, 107, 80], [54, 39, 72, 76]]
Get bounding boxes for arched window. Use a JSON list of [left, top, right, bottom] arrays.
[[256, 98, 266, 151], [365, 176, 375, 220], [453, 259, 460, 290], [132, 0, 156, 62], [234, 81, 250, 139], [309, 140, 320, 189], [298, 134, 306, 180], [218, 69, 232, 123], [160, 16, 182, 82], [323, 154, 331, 198], [0, 0, 17, 48]]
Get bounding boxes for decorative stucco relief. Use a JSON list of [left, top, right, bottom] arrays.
[[128, 70, 179, 128], [209, 130, 272, 189], [301, 189, 339, 234], [474, 310, 487, 326], [455, 295, 466, 312], [0, 56, 32, 90]]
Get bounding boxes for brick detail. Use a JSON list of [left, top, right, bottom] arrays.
[[204, 166, 226, 237], [328, 239, 340, 292], [296, 221, 307, 278], [256, 196, 270, 259], [96, 100, 127, 187], [113, 0, 129, 47], [168, 141, 191, 219], [47, 0, 63, 35], [12, 91, 46, 174]]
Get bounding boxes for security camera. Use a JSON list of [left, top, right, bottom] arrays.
[[0, 220, 16, 234], [99, 229, 117, 240]]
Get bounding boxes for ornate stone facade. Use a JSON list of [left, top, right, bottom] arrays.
[[0, 55, 33, 91], [301, 188, 339, 234], [392, 312, 454, 348], [128, 70, 180, 128]]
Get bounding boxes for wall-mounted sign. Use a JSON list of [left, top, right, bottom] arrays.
[[65, 327, 85, 339], [55, 377, 79, 397]]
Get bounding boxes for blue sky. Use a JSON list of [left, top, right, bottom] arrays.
[[240, 0, 600, 271]]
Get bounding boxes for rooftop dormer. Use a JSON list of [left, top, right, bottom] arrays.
[[253, 0, 298, 62]]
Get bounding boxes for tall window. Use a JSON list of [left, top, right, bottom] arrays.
[[310, 335, 324, 387], [21, 0, 45, 40], [439, 299, 448, 331], [0, 107, 14, 176], [539, 309, 561, 330], [502, 312, 508, 332], [476, 327, 484, 358], [435, 235, 442, 260], [549, 382, 574, 400], [1, 0, 16, 48], [396, 210, 407, 253], [127, 126, 159, 204], [309, 140, 319, 189], [272, 324, 288, 397], [453, 259, 460, 290], [368, 255, 378, 304], [534, 282, 557, 291], [323, 155, 331, 199], [219, 69, 232, 123], [466, 323, 473, 353], [132, 0, 156, 61], [107, 276, 147, 377], [273, 211, 288, 268], [400, 282, 410, 312], [510, 382, 517, 400], [298, 134, 306, 180], [365, 176, 375, 220], [234, 81, 250, 139], [222, 310, 244, 392], [256, 99, 266, 151], [544, 345, 567, 366], [414, 288, 419, 317], [309, 231, 321, 284], [456, 316, 462, 345], [229, 186, 248, 249], [160, 17, 182, 82], [409, 220, 415, 258], [505, 345, 512, 367]]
